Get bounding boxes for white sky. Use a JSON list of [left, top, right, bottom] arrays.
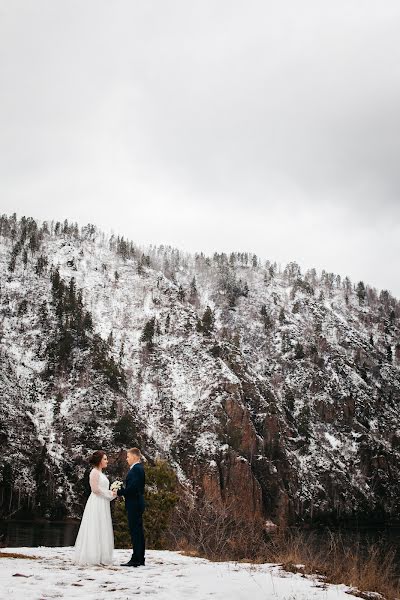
[[1, 1, 399, 295]]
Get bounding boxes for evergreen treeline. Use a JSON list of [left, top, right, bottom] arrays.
[[44, 268, 126, 391]]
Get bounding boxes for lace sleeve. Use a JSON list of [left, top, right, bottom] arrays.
[[89, 469, 113, 500]]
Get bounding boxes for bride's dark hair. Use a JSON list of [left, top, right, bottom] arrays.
[[89, 450, 106, 467]]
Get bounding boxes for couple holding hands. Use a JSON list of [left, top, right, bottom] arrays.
[[74, 447, 146, 567]]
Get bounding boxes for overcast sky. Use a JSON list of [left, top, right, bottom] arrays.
[[1, 1, 400, 296]]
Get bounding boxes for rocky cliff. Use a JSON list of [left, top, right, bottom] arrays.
[[1, 213, 399, 525]]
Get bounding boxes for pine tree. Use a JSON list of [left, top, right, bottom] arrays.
[[178, 285, 185, 302], [113, 499, 130, 548], [2, 462, 13, 515], [28, 380, 39, 404], [45, 270, 126, 390], [297, 404, 311, 441], [119, 340, 125, 366], [39, 301, 48, 327], [281, 331, 291, 353], [260, 304, 272, 330], [107, 331, 114, 347], [140, 317, 156, 348], [294, 342, 305, 359], [8, 241, 22, 272], [91, 334, 126, 391], [58, 329, 74, 371], [188, 277, 198, 305], [17, 299, 28, 316], [113, 413, 136, 446], [143, 460, 178, 549], [29, 232, 40, 254], [51, 267, 61, 294], [35, 255, 48, 276], [356, 281, 366, 305], [198, 306, 214, 336], [68, 278, 76, 311], [82, 311, 93, 332]]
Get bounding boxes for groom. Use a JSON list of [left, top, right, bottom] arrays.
[[117, 447, 146, 567]]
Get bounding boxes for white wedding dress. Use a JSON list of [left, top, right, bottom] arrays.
[[74, 468, 115, 565]]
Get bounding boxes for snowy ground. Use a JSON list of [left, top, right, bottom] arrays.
[[0, 547, 360, 600]]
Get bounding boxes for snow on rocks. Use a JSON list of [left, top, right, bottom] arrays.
[[2, 220, 400, 522]]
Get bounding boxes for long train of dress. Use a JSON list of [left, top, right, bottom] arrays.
[[74, 468, 115, 565]]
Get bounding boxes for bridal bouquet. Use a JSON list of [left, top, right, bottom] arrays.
[[110, 480, 123, 492]]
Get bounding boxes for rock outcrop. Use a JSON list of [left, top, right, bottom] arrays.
[[1, 213, 399, 525]]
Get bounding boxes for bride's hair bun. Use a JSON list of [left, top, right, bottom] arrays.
[[89, 450, 106, 467]]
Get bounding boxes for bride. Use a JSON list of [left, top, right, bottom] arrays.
[[74, 450, 117, 565]]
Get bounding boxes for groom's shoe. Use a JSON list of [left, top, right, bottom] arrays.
[[120, 559, 136, 567]]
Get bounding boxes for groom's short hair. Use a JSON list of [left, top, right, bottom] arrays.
[[127, 447, 141, 458]]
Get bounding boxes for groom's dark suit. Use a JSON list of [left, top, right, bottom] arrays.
[[117, 462, 146, 564]]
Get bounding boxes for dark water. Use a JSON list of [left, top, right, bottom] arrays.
[[1, 521, 400, 574], [310, 525, 400, 565], [0, 520, 80, 548]]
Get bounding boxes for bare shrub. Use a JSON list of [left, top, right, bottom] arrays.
[[165, 494, 400, 599], [166, 495, 267, 561]]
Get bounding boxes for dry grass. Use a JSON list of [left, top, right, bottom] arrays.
[[0, 551, 39, 560], [267, 529, 399, 600], [166, 497, 400, 600]]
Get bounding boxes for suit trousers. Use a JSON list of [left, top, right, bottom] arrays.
[[127, 506, 145, 563]]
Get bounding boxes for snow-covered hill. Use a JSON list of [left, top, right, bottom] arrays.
[[1, 213, 399, 524]]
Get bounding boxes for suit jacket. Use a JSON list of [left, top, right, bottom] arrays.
[[118, 462, 145, 514]]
